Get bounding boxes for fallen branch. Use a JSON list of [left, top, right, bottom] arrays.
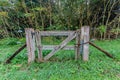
[[5, 44, 26, 64], [89, 42, 114, 59]]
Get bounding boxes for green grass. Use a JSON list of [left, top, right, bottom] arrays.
[[0, 38, 120, 80]]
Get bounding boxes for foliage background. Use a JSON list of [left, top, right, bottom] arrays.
[[0, 0, 120, 39]]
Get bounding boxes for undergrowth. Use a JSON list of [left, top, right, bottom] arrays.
[[0, 38, 120, 80]]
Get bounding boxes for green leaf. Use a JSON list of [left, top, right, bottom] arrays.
[[0, 11, 8, 17]]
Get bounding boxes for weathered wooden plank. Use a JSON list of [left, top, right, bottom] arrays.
[[75, 30, 81, 60], [35, 31, 43, 62], [5, 44, 26, 64], [83, 26, 90, 61], [44, 32, 76, 60], [42, 45, 74, 50], [25, 28, 35, 63], [39, 31, 75, 36], [80, 27, 84, 55], [89, 42, 114, 59]]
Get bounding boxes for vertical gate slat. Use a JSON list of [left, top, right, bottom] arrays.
[[25, 28, 35, 63], [83, 26, 90, 61], [35, 31, 43, 62], [80, 27, 84, 56], [75, 30, 81, 60]]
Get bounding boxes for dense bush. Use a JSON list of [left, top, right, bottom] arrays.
[[0, 0, 120, 39]]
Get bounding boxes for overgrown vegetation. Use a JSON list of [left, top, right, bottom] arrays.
[[0, 0, 120, 39], [0, 38, 120, 80], [0, 0, 120, 79]]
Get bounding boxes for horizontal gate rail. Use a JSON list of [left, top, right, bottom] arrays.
[[38, 31, 75, 36], [42, 45, 75, 50]]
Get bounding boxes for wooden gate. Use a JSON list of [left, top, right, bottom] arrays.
[[25, 26, 90, 63]]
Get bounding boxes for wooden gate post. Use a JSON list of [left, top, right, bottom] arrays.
[[25, 28, 35, 63], [35, 31, 43, 62], [82, 26, 90, 61]]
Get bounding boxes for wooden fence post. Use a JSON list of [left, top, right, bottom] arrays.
[[25, 28, 35, 63], [83, 26, 90, 61], [35, 31, 43, 62], [75, 30, 81, 60]]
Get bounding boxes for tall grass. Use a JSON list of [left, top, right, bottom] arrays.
[[0, 38, 120, 80]]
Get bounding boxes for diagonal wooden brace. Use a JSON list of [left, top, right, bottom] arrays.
[[44, 32, 76, 61]]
